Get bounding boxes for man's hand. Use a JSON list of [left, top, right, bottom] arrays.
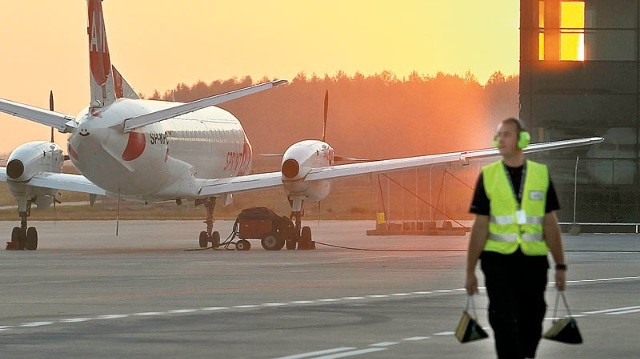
[[555, 269, 566, 291], [465, 272, 479, 295]]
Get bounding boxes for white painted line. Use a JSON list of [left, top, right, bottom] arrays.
[[97, 314, 129, 320], [272, 347, 357, 359], [233, 305, 260, 309], [607, 308, 640, 315], [168, 309, 198, 314], [263, 303, 288, 307], [402, 336, 430, 341], [366, 295, 389, 298], [20, 321, 54, 327], [391, 293, 411, 296], [342, 297, 365, 300], [201, 307, 228, 311], [291, 300, 315, 304], [133, 312, 165, 316], [433, 331, 455, 336], [318, 298, 340, 302], [314, 347, 386, 358], [583, 306, 640, 315], [435, 290, 453, 293], [0, 326, 13, 330], [410, 291, 431, 295], [60, 318, 93, 323], [369, 341, 398, 347]]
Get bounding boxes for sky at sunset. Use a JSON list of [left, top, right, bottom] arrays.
[[0, 0, 519, 153]]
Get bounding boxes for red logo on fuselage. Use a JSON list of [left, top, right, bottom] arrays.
[[88, 0, 111, 86]]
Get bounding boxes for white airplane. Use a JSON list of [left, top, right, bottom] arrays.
[[0, 0, 602, 251]]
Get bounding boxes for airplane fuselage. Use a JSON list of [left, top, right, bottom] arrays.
[[68, 99, 251, 200]]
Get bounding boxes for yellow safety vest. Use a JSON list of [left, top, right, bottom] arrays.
[[482, 160, 549, 256]]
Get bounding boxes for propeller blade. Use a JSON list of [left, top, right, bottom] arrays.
[[115, 191, 120, 236], [49, 90, 54, 142], [322, 90, 328, 142]]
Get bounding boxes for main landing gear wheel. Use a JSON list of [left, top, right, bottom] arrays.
[[210, 231, 220, 248], [199, 231, 221, 248], [199, 231, 209, 248], [285, 240, 297, 250], [235, 239, 251, 251], [11, 227, 25, 250], [25, 227, 38, 250], [196, 197, 222, 249], [298, 226, 315, 250], [261, 234, 285, 251]]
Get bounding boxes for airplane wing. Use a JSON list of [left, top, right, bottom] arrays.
[[0, 168, 106, 196], [0, 98, 77, 133], [122, 80, 288, 132], [306, 137, 602, 182], [199, 172, 284, 197], [198, 137, 603, 197]]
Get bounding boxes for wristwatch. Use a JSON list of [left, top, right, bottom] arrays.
[[555, 263, 568, 271]]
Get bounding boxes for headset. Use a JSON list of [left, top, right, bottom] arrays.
[[493, 117, 530, 149]]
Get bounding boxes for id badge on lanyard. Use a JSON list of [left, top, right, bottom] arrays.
[[516, 209, 527, 225]]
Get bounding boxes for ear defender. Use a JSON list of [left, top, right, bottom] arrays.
[[518, 130, 531, 149], [493, 130, 530, 149]]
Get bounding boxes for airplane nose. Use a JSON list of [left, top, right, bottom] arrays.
[[282, 159, 299, 178]]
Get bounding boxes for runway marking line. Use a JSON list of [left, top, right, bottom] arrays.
[[402, 336, 430, 341], [20, 322, 54, 327], [272, 347, 356, 359], [1, 274, 638, 339], [369, 341, 398, 347], [582, 305, 640, 315], [312, 347, 387, 358]]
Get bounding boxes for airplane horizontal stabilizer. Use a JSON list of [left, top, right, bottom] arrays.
[[122, 80, 287, 132], [0, 98, 77, 133]]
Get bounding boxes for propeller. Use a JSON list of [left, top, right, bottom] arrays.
[[321, 89, 369, 163], [322, 90, 328, 142], [49, 90, 55, 143]]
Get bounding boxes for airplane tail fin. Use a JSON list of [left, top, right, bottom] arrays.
[[88, 0, 116, 109]]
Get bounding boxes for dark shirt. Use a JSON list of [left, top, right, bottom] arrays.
[[469, 162, 559, 215]]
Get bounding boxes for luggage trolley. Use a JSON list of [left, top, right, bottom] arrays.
[[231, 207, 296, 251]]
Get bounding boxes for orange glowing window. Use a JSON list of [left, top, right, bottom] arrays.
[[560, 1, 584, 61], [538, 0, 585, 61]]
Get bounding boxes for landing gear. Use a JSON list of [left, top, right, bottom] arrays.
[[195, 197, 221, 248], [289, 196, 315, 250], [8, 206, 37, 250]]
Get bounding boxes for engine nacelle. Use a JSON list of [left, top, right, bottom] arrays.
[[6, 141, 64, 208], [281, 140, 334, 202], [7, 141, 64, 181]]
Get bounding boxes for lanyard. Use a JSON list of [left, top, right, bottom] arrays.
[[503, 161, 526, 209]]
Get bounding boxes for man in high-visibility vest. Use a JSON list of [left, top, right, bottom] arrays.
[[465, 118, 567, 359]]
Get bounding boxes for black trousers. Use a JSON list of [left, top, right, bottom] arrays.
[[480, 249, 549, 359]]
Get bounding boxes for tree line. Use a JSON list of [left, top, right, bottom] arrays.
[[146, 71, 519, 167]]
